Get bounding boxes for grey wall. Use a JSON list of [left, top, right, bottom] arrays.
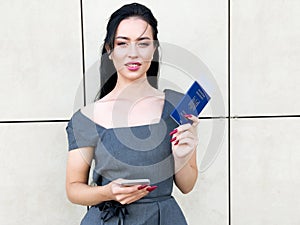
[[0, 0, 299, 225]]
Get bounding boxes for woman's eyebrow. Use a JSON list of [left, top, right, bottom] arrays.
[[115, 36, 151, 41], [137, 37, 151, 41], [115, 36, 130, 40]]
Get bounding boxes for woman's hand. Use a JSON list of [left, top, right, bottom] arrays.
[[108, 179, 157, 205], [170, 114, 199, 159], [170, 114, 199, 193]]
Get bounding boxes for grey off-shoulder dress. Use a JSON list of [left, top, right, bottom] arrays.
[[66, 89, 188, 225]]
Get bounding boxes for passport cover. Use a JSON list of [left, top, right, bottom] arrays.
[[170, 81, 211, 125]]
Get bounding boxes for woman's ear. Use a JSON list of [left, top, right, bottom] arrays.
[[105, 44, 112, 60], [150, 46, 157, 61]]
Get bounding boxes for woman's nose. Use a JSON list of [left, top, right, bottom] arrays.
[[128, 42, 138, 58]]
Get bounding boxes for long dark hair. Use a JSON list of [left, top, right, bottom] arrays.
[[95, 3, 160, 100]]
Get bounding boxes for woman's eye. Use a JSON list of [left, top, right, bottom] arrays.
[[138, 42, 150, 47], [116, 42, 128, 47]]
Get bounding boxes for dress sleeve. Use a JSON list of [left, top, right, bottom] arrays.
[[65, 111, 98, 151]]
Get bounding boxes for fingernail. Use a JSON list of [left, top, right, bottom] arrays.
[[174, 140, 179, 145], [146, 186, 158, 192], [184, 114, 192, 118], [137, 185, 148, 190], [169, 129, 178, 136], [170, 137, 177, 142]]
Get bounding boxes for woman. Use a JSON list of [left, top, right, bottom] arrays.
[[66, 3, 199, 225]]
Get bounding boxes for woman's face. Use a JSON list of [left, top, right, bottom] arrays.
[[109, 17, 156, 84]]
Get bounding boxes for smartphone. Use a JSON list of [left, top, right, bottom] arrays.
[[119, 179, 150, 187]]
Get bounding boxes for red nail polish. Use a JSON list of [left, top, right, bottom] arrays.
[[184, 114, 192, 118], [170, 137, 177, 142], [169, 129, 178, 136], [138, 185, 148, 190], [174, 140, 179, 145], [146, 186, 158, 192]]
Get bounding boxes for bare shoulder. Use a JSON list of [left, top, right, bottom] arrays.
[[80, 102, 95, 120], [80, 99, 114, 128]]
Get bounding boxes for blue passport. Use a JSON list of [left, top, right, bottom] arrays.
[[170, 81, 211, 125]]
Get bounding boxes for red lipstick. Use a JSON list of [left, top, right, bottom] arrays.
[[125, 62, 141, 71]]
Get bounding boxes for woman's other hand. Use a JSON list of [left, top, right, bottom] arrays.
[[108, 179, 157, 205]]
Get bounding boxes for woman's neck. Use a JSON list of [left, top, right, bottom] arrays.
[[107, 77, 162, 101]]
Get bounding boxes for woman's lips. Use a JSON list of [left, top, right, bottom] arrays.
[[125, 62, 141, 71]]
